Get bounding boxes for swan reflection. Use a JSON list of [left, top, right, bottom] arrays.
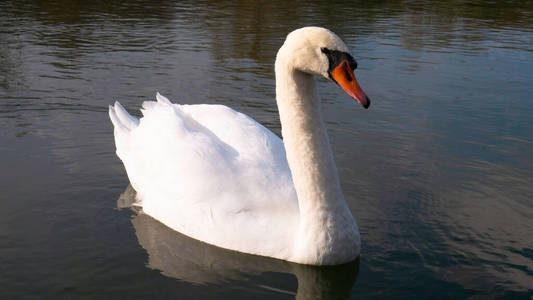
[[118, 185, 359, 299]]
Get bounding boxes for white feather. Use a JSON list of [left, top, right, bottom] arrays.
[[109, 27, 361, 265]]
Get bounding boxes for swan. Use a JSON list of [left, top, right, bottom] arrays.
[[109, 27, 371, 266]]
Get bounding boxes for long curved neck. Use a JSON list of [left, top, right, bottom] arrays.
[[275, 60, 358, 264], [275, 66, 344, 214]]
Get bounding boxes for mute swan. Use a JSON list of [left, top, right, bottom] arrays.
[[109, 27, 370, 266]]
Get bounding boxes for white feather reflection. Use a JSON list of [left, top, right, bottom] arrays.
[[118, 185, 360, 299]]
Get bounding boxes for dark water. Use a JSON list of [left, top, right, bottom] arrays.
[[1, 0, 532, 298]]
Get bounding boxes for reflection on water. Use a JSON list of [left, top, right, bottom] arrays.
[[119, 186, 359, 300], [1, 0, 532, 298]]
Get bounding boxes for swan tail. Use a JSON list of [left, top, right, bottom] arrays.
[[140, 92, 180, 117], [109, 101, 140, 163], [156, 92, 172, 105], [109, 101, 139, 132]]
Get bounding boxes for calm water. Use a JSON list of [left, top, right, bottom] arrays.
[[1, 0, 532, 298]]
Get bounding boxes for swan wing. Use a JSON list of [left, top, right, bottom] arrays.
[[109, 93, 298, 258]]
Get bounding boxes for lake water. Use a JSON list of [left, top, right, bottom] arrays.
[[1, 0, 532, 298]]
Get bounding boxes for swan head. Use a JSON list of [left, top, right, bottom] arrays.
[[276, 27, 370, 109]]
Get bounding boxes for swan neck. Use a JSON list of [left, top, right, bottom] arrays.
[[275, 66, 344, 210], [275, 61, 359, 264]]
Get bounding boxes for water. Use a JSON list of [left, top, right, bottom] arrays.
[[1, 0, 532, 298]]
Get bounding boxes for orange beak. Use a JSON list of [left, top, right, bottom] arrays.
[[330, 60, 370, 109]]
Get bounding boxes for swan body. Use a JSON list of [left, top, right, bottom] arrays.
[[109, 27, 370, 265]]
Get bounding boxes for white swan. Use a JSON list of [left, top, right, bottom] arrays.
[[109, 27, 370, 266]]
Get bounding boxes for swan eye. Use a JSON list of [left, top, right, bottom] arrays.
[[322, 48, 358, 72], [349, 59, 358, 70]]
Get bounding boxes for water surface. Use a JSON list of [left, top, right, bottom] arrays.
[[1, 0, 532, 298]]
